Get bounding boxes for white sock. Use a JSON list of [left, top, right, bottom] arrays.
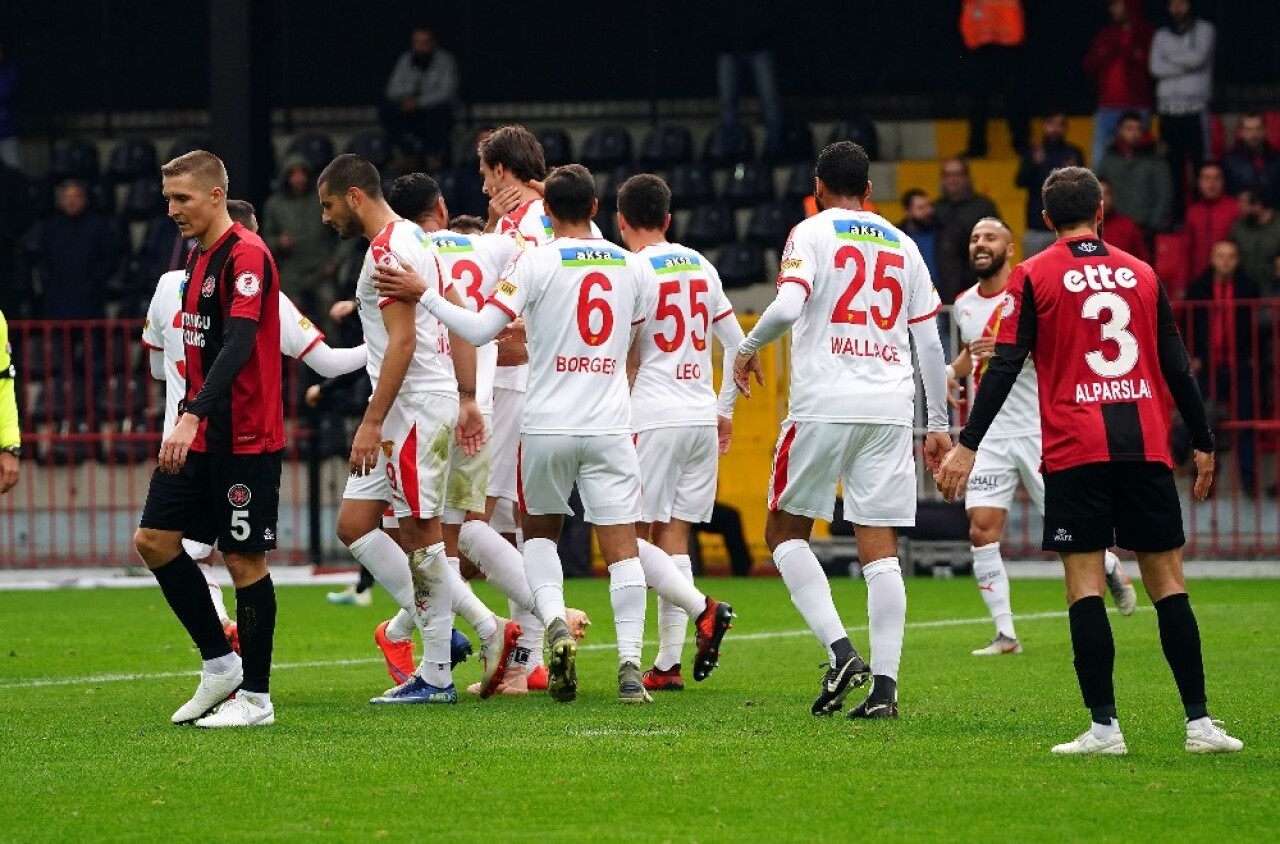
[[204, 651, 240, 675], [862, 556, 906, 682], [1092, 717, 1121, 740], [238, 689, 270, 706], [523, 538, 566, 626], [511, 600, 544, 671], [459, 520, 536, 612], [637, 539, 705, 617], [1187, 716, 1213, 732], [348, 529, 414, 611], [199, 561, 231, 625], [408, 543, 452, 683], [774, 539, 847, 661], [655, 554, 694, 671], [446, 557, 497, 640], [1103, 550, 1118, 576], [972, 543, 1016, 639], [609, 557, 646, 665], [385, 609, 415, 642]]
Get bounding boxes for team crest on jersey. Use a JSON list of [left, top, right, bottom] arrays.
[[381, 440, 394, 458], [234, 271, 261, 297], [372, 244, 401, 269], [201, 276, 217, 298], [1000, 294, 1015, 318], [227, 484, 252, 508], [298, 317, 313, 331], [1076, 241, 1097, 253], [780, 258, 803, 272]]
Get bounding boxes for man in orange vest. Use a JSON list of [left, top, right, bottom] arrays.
[[960, 0, 1029, 158]]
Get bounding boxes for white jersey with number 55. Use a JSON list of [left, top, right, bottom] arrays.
[[488, 237, 651, 435], [779, 208, 941, 426]]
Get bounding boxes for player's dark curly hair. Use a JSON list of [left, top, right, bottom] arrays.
[[544, 164, 597, 224], [815, 141, 870, 199], [1042, 166, 1102, 231], [387, 173, 442, 223], [617, 173, 671, 231], [318, 153, 382, 199]]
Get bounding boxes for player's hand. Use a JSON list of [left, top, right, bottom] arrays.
[[1192, 449, 1215, 501], [456, 398, 486, 457], [372, 263, 429, 304], [495, 340, 528, 366], [526, 179, 546, 196], [922, 432, 953, 475], [968, 336, 995, 362], [486, 185, 523, 226], [349, 420, 383, 476], [934, 443, 976, 503], [497, 317, 526, 344], [330, 299, 357, 322], [946, 375, 965, 409], [0, 452, 19, 494], [733, 350, 764, 398], [305, 384, 323, 408], [159, 413, 199, 475], [717, 415, 733, 455]]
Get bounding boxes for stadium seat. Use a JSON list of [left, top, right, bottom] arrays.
[[40, 420, 96, 467], [285, 131, 336, 172], [715, 242, 766, 289], [166, 136, 214, 162], [783, 161, 815, 202], [101, 416, 159, 465], [766, 121, 815, 165], [639, 125, 694, 169], [826, 117, 881, 161], [682, 203, 736, 251], [49, 140, 101, 181], [723, 161, 775, 208], [703, 124, 756, 169], [745, 200, 803, 250], [122, 177, 166, 222], [344, 130, 391, 171], [97, 376, 149, 423], [579, 126, 633, 171], [87, 180, 117, 216], [668, 163, 714, 210], [106, 139, 159, 184], [536, 127, 573, 167]]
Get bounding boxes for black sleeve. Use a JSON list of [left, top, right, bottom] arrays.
[[958, 278, 1037, 451], [185, 317, 259, 420], [1156, 285, 1215, 453]]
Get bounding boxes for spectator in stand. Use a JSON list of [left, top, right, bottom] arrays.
[[1229, 188, 1280, 297], [261, 154, 338, 316], [37, 180, 120, 320], [1099, 178, 1150, 263], [1016, 112, 1085, 257], [935, 157, 1000, 302], [1222, 112, 1280, 200], [380, 26, 460, 170], [1149, 0, 1216, 219], [1097, 111, 1172, 237], [1185, 240, 1257, 495], [1083, 0, 1154, 169], [709, 0, 784, 157], [1184, 161, 1238, 279], [899, 188, 941, 282], [0, 38, 18, 170], [959, 0, 1029, 158]]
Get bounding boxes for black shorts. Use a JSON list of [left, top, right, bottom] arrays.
[[140, 450, 283, 552], [1042, 461, 1184, 554]]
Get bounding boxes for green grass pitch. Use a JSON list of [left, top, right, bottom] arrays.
[[0, 577, 1276, 841]]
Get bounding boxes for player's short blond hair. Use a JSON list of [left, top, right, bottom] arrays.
[[160, 150, 229, 192]]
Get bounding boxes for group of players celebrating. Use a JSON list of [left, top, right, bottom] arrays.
[[132, 125, 1242, 755]]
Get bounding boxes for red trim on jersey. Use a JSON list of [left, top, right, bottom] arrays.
[[712, 308, 735, 323], [296, 335, 325, 360], [140, 339, 162, 351], [378, 297, 397, 309], [400, 423, 422, 517], [769, 423, 798, 511], [515, 440, 527, 515], [908, 303, 943, 324], [487, 297, 518, 320], [778, 277, 811, 298]]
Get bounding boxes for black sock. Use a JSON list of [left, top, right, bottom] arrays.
[[152, 550, 232, 661], [1154, 592, 1209, 721], [236, 574, 277, 694], [356, 565, 376, 594], [869, 675, 897, 703], [830, 637, 854, 666], [1068, 596, 1116, 725]]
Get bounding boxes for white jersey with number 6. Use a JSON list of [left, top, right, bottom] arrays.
[[487, 237, 651, 435], [778, 208, 941, 426]]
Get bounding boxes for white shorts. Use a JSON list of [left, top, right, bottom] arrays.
[[446, 413, 491, 516], [183, 538, 214, 561], [966, 435, 1045, 513], [488, 386, 524, 502], [384, 391, 458, 520], [518, 433, 642, 526], [769, 419, 916, 527], [340, 457, 399, 529], [636, 426, 718, 524]]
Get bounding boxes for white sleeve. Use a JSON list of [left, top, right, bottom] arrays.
[[148, 349, 165, 381], [910, 318, 950, 433], [421, 295, 513, 347], [301, 343, 369, 378], [141, 287, 165, 350], [737, 281, 807, 356], [712, 311, 746, 418], [904, 239, 943, 324], [278, 292, 325, 359]]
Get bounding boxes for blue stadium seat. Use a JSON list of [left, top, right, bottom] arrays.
[[536, 127, 573, 167], [580, 126, 633, 171], [165, 136, 214, 163], [50, 140, 101, 182], [682, 203, 736, 251], [106, 139, 159, 184], [715, 242, 766, 289], [639, 126, 694, 169], [703, 125, 756, 169], [746, 200, 803, 250], [122, 177, 166, 222], [87, 180, 117, 216], [766, 121, 815, 165], [723, 161, 775, 208], [668, 163, 713, 210], [285, 132, 336, 172], [826, 117, 881, 161], [784, 161, 815, 202], [345, 130, 391, 171]]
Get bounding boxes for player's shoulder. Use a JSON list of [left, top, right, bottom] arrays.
[[429, 228, 476, 254], [156, 269, 185, 294], [390, 219, 431, 248], [954, 282, 983, 305]]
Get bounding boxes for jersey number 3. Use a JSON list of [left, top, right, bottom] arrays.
[[577, 272, 614, 347], [830, 246, 904, 328], [1082, 291, 1138, 378]]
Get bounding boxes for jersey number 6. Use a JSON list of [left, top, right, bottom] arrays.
[[576, 271, 615, 347]]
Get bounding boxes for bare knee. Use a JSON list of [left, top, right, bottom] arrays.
[[223, 552, 268, 589], [967, 508, 1005, 548], [133, 528, 180, 567]]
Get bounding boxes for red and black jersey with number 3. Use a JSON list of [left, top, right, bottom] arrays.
[[181, 222, 284, 454], [997, 235, 1173, 472]]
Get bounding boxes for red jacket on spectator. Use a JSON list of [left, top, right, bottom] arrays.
[[1103, 208, 1149, 263], [1184, 195, 1239, 279], [1082, 0, 1153, 109]]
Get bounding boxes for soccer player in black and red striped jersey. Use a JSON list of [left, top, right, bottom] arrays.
[[936, 166, 1243, 755], [134, 150, 285, 728]]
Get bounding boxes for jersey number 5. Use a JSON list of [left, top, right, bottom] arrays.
[[830, 246, 904, 329], [1082, 291, 1138, 377], [577, 272, 614, 347], [653, 279, 709, 352]]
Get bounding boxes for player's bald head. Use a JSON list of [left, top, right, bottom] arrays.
[[971, 217, 1013, 243]]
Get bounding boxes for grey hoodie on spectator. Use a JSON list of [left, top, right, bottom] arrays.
[[1149, 16, 1215, 115], [261, 154, 337, 302]]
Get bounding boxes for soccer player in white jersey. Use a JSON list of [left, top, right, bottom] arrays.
[[950, 218, 1137, 655], [374, 165, 735, 704], [140, 199, 367, 652], [733, 142, 951, 720], [616, 174, 747, 692], [317, 154, 492, 705]]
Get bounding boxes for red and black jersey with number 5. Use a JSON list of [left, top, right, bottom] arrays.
[[181, 222, 284, 454], [997, 235, 1173, 472]]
